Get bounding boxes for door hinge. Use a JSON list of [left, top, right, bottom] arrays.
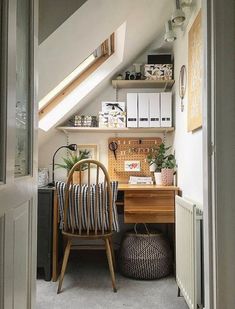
[[210, 142, 215, 156]]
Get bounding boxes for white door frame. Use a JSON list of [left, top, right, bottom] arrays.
[[203, 0, 235, 308], [0, 0, 38, 308]]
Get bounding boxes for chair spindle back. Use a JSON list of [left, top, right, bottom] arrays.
[[63, 159, 113, 236]]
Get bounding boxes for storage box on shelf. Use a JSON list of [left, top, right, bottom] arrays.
[[127, 92, 172, 129]]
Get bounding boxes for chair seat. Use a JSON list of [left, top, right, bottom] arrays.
[[62, 230, 113, 239]]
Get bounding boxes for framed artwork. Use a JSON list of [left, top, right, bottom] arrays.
[[124, 160, 141, 172], [188, 10, 202, 131], [76, 144, 99, 161]]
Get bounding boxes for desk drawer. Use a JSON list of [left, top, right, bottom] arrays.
[[125, 190, 175, 208], [124, 190, 175, 223]]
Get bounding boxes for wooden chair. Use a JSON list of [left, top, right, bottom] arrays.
[[57, 159, 117, 294]]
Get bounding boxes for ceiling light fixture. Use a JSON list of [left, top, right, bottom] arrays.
[[172, 0, 186, 26], [164, 20, 176, 42]]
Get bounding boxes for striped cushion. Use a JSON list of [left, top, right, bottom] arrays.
[[56, 181, 119, 232]]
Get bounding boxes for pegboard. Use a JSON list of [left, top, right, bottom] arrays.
[[108, 137, 162, 183]]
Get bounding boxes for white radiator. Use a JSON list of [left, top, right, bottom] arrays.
[[175, 195, 203, 309]]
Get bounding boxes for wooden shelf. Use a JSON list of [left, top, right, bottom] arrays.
[[57, 127, 174, 133], [112, 79, 175, 90]]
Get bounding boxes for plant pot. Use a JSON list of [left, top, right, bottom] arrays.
[[149, 163, 157, 172], [161, 168, 174, 186], [72, 171, 82, 184], [154, 172, 162, 185]]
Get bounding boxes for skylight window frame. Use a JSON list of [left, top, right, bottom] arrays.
[[39, 33, 115, 116]]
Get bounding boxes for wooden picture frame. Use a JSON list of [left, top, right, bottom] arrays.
[[77, 144, 99, 161], [188, 10, 202, 131]]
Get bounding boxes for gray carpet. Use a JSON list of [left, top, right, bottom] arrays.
[[37, 252, 188, 309]]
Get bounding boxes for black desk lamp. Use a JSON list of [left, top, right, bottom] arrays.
[[48, 143, 77, 187]]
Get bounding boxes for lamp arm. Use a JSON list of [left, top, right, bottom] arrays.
[[51, 146, 67, 186]]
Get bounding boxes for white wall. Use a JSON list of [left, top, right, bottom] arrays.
[[38, 0, 173, 100], [39, 0, 87, 43], [173, 1, 203, 203]]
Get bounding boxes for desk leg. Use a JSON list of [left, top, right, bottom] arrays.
[[52, 191, 59, 282]]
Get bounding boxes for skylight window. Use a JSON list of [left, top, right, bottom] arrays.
[[39, 22, 126, 131], [39, 53, 96, 110]]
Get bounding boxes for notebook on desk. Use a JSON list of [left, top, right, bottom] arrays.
[[129, 176, 153, 185]]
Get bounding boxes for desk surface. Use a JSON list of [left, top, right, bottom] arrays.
[[118, 184, 179, 191]]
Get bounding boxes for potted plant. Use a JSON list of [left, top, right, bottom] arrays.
[[161, 153, 177, 186], [147, 143, 170, 185], [56, 149, 90, 183]]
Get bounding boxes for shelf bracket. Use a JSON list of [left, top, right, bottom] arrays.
[[115, 86, 119, 102], [164, 82, 168, 92]]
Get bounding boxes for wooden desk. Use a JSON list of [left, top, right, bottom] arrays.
[[52, 184, 179, 281]]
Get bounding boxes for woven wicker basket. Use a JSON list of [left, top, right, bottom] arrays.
[[118, 225, 172, 280]]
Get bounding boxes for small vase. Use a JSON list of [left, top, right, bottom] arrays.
[[154, 172, 162, 185], [161, 168, 174, 186], [149, 163, 157, 172]]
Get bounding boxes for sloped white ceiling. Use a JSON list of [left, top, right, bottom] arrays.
[[38, 0, 174, 131]]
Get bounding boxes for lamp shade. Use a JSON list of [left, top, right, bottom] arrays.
[[172, 0, 186, 26], [67, 144, 77, 151], [47, 143, 78, 187], [164, 20, 176, 42]]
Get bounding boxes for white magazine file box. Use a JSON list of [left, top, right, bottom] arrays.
[[149, 93, 160, 127], [138, 93, 149, 127], [160, 92, 172, 127], [127, 93, 138, 127]]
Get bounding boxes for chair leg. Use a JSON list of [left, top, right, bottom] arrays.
[[105, 238, 117, 293], [57, 238, 72, 294], [108, 237, 116, 270]]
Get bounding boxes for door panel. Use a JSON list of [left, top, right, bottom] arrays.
[[0, 0, 38, 308], [13, 202, 30, 309], [0, 216, 4, 309]]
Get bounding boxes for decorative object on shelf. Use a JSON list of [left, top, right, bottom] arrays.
[[38, 168, 49, 187], [179, 65, 187, 112], [188, 10, 202, 131], [98, 111, 109, 128], [147, 54, 172, 65], [116, 73, 123, 80], [100, 101, 126, 128], [102, 101, 125, 112], [109, 111, 126, 128], [125, 71, 141, 80], [48, 144, 77, 187], [124, 160, 141, 172], [72, 115, 98, 127], [133, 63, 142, 74], [144, 64, 173, 80]]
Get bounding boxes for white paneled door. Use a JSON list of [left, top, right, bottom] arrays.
[[0, 0, 38, 308]]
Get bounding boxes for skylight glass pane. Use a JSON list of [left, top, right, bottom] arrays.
[[39, 53, 96, 110]]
